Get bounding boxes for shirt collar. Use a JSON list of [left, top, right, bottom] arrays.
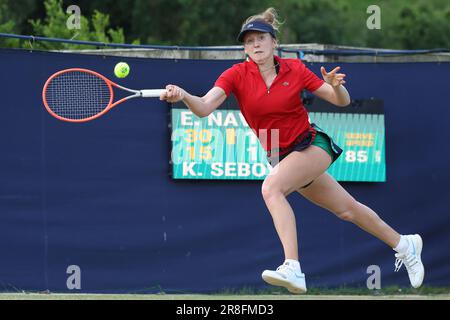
[[248, 55, 290, 75]]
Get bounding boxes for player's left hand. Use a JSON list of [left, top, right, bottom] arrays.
[[321, 66, 346, 87]]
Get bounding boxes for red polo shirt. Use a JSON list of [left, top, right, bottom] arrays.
[[214, 55, 324, 151]]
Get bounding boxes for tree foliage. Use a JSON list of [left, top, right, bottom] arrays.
[[0, 0, 448, 50], [0, 0, 20, 47], [25, 0, 133, 49]]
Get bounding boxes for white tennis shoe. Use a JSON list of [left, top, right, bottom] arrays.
[[262, 261, 307, 294], [394, 234, 424, 288]]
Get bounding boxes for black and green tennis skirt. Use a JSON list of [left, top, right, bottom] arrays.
[[267, 123, 343, 167]]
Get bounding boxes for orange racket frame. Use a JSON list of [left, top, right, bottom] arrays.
[[42, 68, 166, 123]]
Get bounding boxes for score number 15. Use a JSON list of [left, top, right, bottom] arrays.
[[185, 129, 213, 160]]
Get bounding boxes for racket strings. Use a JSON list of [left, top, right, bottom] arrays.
[[44, 71, 111, 120]]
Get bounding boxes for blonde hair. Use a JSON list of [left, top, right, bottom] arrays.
[[242, 7, 283, 33]]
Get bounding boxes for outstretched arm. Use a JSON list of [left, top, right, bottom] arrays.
[[312, 66, 351, 107], [160, 85, 227, 118]]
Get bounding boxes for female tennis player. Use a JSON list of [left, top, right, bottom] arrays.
[[160, 8, 424, 293]]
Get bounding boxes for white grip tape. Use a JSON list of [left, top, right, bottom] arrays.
[[140, 89, 167, 97]]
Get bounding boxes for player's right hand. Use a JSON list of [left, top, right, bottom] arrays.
[[160, 84, 185, 103]]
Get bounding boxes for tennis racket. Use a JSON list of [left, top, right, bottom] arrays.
[[42, 68, 166, 122]]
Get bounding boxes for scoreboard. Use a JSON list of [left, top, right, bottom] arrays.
[[170, 97, 385, 182]]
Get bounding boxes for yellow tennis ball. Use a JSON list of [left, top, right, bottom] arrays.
[[114, 62, 130, 78]]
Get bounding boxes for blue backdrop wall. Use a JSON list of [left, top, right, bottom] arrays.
[[0, 48, 449, 293]]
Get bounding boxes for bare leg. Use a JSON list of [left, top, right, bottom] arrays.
[[262, 146, 332, 260], [298, 172, 400, 248]]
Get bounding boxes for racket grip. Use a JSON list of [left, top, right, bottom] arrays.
[[140, 89, 167, 97]]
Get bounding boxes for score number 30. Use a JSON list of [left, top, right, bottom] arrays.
[[185, 129, 213, 160]]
